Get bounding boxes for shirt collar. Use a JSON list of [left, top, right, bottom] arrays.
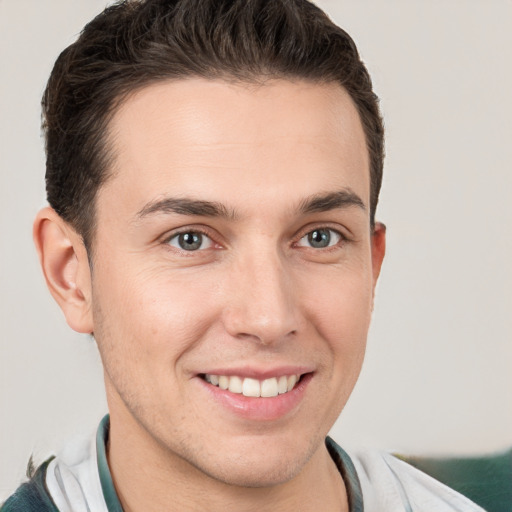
[[96, 415, 364, 512]]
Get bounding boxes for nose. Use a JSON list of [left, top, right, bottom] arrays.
[[221, 248, 299, 345]]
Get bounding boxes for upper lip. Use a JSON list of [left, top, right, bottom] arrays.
[[197, 365, 314, 380]]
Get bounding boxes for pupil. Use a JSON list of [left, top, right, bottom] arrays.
[[179, 232, 202, 250], [309, 229, 330, 248]]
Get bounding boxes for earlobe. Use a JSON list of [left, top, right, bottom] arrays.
[[33, 207, 94, 334]]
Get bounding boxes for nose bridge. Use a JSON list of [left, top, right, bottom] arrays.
[[222, 243, 298, 344]]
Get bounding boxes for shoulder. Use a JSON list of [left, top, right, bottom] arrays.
[[348, 448, 486, 512], [1, 458, 59, 512]]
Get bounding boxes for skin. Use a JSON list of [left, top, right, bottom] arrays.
[[34, 78, 385, 512]]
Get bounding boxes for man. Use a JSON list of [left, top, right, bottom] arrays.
[[1, 0, 485, 510]]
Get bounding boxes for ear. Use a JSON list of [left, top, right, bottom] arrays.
[[370, 222, 386, 291], [33, 207, 94, 333]]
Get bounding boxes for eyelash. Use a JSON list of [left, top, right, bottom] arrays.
[[163, 228, 217, 253], [162, 225, 348, 253], [295, 227, 345, 250]]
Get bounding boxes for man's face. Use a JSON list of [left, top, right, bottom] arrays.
[[89, 78, 384, 486]]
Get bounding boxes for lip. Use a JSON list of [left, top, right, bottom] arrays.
[[196, 370, 313, 421], [198, 365, 314, 380]]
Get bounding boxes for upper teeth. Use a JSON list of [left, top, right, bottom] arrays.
[[205, 374, 300, 397]]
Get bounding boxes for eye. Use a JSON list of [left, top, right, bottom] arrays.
[[297, 228, 342, 249], [167, 231, 214, 251]]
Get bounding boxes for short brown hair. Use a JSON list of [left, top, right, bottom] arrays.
[[43, 0, 384, 248]]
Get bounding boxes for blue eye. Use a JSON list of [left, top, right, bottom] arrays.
[[168, 231, 213, 251], [297, 228, 342, 249]]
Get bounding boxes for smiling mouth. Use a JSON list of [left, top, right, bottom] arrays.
[[201, 374, 303, 398]]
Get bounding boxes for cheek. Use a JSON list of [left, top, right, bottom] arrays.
[[302, 266, 374, 376], [306, 265, 374, 335], [91, 261, 221, 364]]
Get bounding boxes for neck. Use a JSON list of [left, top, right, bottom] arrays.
[[106, 411, 348, 512]]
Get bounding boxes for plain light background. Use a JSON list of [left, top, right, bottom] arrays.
[[1, 0, 511, 501]]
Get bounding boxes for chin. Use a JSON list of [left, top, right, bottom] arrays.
[[180, 432, 321, 489], [200, 456, 304, 488]]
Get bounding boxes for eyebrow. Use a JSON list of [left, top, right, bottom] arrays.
[[298, 189, 366, 214], [136, 188, 365, 221], [137, 197, 237, 220]]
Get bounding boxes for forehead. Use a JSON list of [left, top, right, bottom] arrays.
[[102, 78, 370, 215]]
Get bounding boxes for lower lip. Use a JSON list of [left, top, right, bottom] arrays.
[[198, 374, 313, 421]]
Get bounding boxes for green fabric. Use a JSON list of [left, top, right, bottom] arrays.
[[0, 458, 58, 512], [97, 415, 124, 512], [326, 437, 364, 512], [398, 449, 512, 512]]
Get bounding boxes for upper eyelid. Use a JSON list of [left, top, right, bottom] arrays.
[[296, 227, 343, 246], [159, 223, 349, 246], [167, 230, 214, 252], [161, 225, 216, 243], [162, 229, 219, 255], [293, 223, 348, 242]]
